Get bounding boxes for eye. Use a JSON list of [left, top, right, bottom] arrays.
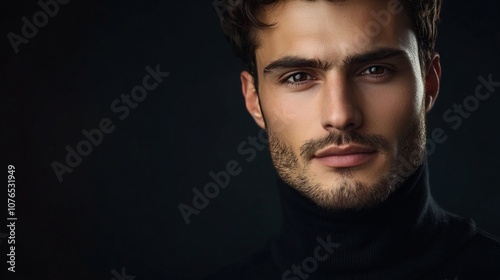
[[360, 66, 392, 76], [282, 72, 315, 86], [288, 72, 309, 82]]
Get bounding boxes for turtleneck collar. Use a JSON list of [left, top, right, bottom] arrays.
[[271, 160, 476, 279]]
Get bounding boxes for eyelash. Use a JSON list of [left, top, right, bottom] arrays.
[[280, 65, 394, 87], [281, 65, 394, 87], [280, 72, 316, 87], [359, 65, 394, 80]]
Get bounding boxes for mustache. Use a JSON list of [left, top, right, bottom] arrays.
[[299, 131, 391, 160]]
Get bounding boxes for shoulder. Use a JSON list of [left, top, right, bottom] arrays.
[[442, 228, 500, 277], [462, 229, 500, 261]]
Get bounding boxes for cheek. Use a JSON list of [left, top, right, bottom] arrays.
[[260, 90, 316, 152], [361, 80, 423, 141], [263, 104, 304, 147]]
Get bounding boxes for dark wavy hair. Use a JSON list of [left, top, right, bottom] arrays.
[[217, 0, 442, 80]]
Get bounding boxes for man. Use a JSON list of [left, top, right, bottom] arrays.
[[206, 0, 500, 279]]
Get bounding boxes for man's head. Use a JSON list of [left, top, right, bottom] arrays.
[[219, 0, 442, 210]]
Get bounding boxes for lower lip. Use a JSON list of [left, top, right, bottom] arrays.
[[314, 152, 377, 168]]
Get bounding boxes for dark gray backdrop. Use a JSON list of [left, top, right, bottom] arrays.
[[1, 0, 499, 279]]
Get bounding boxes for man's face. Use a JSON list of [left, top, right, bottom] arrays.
[[241, 0, 440, 209]]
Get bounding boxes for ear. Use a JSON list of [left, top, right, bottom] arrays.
[[424, 53, 441, 112], [241, 71, 266, 129]]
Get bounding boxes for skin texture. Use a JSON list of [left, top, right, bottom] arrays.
[[240, 0, 441, 210]]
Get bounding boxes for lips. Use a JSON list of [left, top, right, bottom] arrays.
[[314, 145, 376, 157], [313, 145, 377, 168]]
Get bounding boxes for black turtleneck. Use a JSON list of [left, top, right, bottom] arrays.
[[205, 161, 500, 280]]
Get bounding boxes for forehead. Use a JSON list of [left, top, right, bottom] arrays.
[[254, 0, 418, 70]]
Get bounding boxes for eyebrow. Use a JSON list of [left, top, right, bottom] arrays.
[[262, 48, 408, 76]]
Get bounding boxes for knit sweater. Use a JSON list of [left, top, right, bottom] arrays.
[[205, 161, 500, 279]]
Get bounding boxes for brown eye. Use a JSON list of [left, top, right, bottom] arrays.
[[287, 72, 311, 83], [362, 66, 387, 75]]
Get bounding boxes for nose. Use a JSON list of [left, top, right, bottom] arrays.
[[320, 75, 363, 132]]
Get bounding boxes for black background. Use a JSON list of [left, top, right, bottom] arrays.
[[1, 0, 499, 279]]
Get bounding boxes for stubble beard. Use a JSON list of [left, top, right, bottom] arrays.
[[267, 114, 427, 211]]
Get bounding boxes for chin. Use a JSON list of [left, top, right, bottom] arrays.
[[296, 165, 398, 210]]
